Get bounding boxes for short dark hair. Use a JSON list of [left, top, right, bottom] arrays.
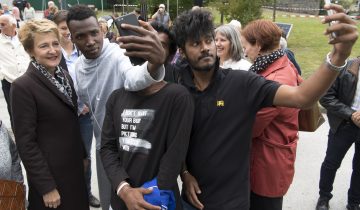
[[53, 10, 68, 25], [66, 4, 97, 26], [151, 22, 177, 57], [172, 9, 214, 50]]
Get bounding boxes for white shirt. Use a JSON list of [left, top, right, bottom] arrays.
[[0, 33, 30, 83], [351, 68, 360, 110], [61, 46, 86, 114], [221, 58, 252, 71]]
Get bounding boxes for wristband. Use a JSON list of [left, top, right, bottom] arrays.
[[116, 182, 129, 195], [325, 52, 347, 72]]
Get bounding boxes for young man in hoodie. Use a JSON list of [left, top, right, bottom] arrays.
[[67, 5, 166, 210]]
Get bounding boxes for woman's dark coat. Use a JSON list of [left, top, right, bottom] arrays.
[[10, 63, 89, 210]]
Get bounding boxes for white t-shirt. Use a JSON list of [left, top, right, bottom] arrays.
[[221, 58, 252, 71]]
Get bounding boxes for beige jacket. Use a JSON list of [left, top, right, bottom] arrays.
[[0, 33, 30, 83]]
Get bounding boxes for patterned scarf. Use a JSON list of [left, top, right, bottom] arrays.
[[249, 49, 285, 73], [32, 60, 74, 106]]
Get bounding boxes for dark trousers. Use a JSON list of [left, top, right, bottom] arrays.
[[319, 121, 360, 205], [250, 191, 283, 210], [79, 113, 94, 197], [1, 79, 13, 128]]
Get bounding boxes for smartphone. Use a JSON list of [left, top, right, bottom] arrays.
[[114, 13, 140, 36], [114, 13, 146, 65], [324, 0, 337, 38]]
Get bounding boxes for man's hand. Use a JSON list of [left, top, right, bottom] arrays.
[[43, 188, 61, 208], [182, 172, 204, 210], [81, 105, 89, 115], [118, 185, 161, 210], [117, 21, 166, 74], [323, 4, 358, 65], [351, 111, 360, 127]]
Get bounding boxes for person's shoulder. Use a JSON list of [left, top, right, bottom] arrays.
[[225, 67, 255, 78], [108, 88, 127, 102], [163, 83, 192, 97], [106, 42, 126, 57], [223, 68, 268, 88], [237, 59, 252, 70], [12, 71, 32, 87]]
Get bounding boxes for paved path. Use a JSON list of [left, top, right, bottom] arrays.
[[0, 80, 354, 209]]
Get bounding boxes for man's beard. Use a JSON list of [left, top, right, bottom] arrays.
[[188, 54, 216, 72], [192, 62, 215, 72]]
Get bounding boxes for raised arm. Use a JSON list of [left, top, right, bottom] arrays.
[[117, 20, 166, 83], [273, 4, 358, 109]]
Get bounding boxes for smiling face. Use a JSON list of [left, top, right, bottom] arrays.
[[215, 32, 230, 62], [181, 33, 217, 72], [57, 21, 71, 42], [68, 16, 103, 59], [30, 32, 61, 71]]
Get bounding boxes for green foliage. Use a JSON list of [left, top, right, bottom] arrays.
[[227, 0, 262, 25], [207, 0, 272, 25], [337, 0, 354, 9]]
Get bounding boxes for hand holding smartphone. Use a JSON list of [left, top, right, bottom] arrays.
[[324, 0, 337, 38], [114, 13, 146, 65]]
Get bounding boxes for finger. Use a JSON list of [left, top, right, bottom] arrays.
[[139, 187, 154, 195], [55, 199, 61, 207], [185, 192, 197, 209], [328, 31, 359, 45], [193, 182, 202, 194], [324, 3, 345, 14], [188, 186, 204, 209], [139, 200, 161, 210], [190, 193, 204, 209], [324, 22, 358, 37], [45, 202, 51, 208], [121, 23, 152, 36], [322, 12, 356, 25], [120, 42, 154, 51], [118, 36, 151, 46], [124, 51, 153, 61], [139, 20, 156, 32]]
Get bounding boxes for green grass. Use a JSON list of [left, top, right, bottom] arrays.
[[262, 9, 360, 78]]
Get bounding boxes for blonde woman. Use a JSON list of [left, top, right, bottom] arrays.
[[11, 19, 89, 210]]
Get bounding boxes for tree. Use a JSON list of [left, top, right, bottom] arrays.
[[336, 0, 354, 9], [208, 0, 272, 25]]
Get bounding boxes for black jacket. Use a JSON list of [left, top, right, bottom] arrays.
[[320, 58, 360, 133]]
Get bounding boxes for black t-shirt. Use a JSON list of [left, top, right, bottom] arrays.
[[100, 83, 194, 210], [178, 64, 280, 210]]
